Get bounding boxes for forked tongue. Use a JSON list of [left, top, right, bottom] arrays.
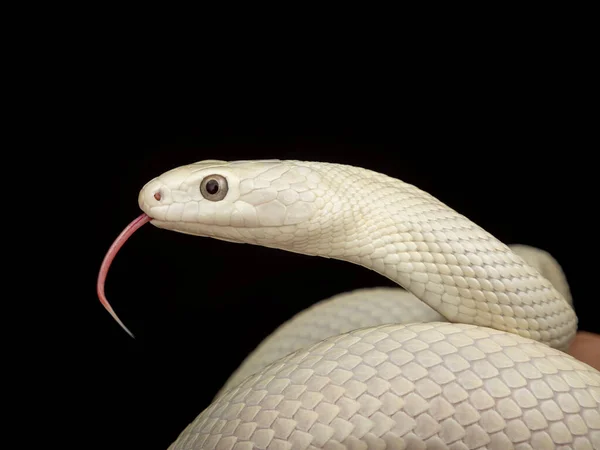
[[97, 213, 151, 338]]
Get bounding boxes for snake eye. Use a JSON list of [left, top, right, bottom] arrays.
[[200, 174, 228, 201]]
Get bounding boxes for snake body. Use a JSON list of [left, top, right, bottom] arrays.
[[102, 160, 600, 449]]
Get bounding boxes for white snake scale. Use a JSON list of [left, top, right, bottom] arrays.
[[101, 160, 600, 449]]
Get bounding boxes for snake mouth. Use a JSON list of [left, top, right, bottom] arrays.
[[97, 213, 152, 338]]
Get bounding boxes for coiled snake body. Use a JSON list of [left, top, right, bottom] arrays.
[[98, 160, 600, 449]]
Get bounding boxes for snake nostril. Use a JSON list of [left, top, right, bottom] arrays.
[[154, 191, 162, 201]]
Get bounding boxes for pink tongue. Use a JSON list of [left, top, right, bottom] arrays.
[[97, 213, 151, 338]]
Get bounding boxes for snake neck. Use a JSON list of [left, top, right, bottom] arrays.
[[268, 165, 577, 350]]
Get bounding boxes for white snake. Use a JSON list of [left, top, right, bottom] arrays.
[[98, 159, 600, 449]]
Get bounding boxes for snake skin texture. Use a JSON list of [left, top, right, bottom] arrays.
[[218, 288, 445, 396], [131, 160, 597, 449], [217, 246, 570, 397], [170, 324, 600, 450], [507, 245, 572, 308]]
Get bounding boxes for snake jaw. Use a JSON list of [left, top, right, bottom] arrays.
[[97, 213, 151, 338]]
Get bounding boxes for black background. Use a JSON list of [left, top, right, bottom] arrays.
[[36, 46, 596, 449]]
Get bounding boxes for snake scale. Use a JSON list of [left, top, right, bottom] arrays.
[[98, 160, 600, 449]]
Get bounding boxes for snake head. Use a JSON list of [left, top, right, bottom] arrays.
[[137, 159, 325, 245], [99, 159, 329, 337], [99, 159, 353, 336]]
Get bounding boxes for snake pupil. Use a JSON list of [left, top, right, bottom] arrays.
[[206, 179, 219, 195], [200, 174, 228, 201]]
